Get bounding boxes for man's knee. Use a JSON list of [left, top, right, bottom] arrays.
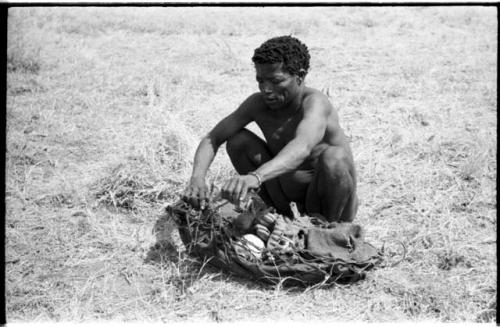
[[318, 146, 353, 176]]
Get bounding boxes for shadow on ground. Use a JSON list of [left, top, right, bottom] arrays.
[[144, 207, 275, 291], [145, 209, 183, 264]]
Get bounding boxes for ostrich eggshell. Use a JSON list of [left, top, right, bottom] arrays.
[[234, 234, 265, 259]]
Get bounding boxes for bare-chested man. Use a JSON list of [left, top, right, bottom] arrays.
[[182, 35, 357, 222]]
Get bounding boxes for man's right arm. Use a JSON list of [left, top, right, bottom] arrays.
[[182, 93, 259, 207]]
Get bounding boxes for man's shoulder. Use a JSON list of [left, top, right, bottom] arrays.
[[234, 92, 266, 117], [241, 92, 266, 109], [303, 87, 333, 112], [248, 91, 266, 104], [242, 92, 269, 115]]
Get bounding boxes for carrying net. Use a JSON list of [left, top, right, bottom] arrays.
[[166, 195, 383, 287]]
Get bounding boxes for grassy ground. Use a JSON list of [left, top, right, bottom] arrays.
[[6, 6, 497, 323]]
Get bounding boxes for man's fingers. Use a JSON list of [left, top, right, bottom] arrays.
[[181, 186, 191, 202], [221, 177, 255, 207], [229, 180, 238, 203], [221, 179, 231, 200], [239, 186, 249, 206], [224, 178, 237, 203], [180, 185, 202, 209], [200, 188, 209, 202], [199, 188, 209, 209], [233, 180, 244, 206]]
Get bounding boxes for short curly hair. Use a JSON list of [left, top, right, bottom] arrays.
[[252, 35, 310, 77]]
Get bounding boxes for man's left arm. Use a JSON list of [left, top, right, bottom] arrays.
[[254, 96, 330, 182]]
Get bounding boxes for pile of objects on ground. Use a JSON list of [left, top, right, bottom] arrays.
[[166, 195, 382, 286]]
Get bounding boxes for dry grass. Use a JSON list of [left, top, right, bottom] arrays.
[[5, 6, 497, 323]]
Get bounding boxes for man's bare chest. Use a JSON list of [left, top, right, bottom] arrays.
[[255, 114, 302, 155]]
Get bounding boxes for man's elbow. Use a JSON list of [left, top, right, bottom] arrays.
[[203, 132, 225, 150]]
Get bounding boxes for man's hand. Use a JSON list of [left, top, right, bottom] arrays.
[[182, 178, 210, 209], [221, 174, 260, 208]]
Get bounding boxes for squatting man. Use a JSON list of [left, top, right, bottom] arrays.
[[183, 35, 357, 223]]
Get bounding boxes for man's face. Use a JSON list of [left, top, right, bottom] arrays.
[[255, 62, 301, 110]]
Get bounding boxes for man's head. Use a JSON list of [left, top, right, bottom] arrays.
[[252, 36, 311, 110], [252, 35, 310, 78]]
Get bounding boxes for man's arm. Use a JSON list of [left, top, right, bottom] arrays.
[[253, 95, 330, 182], [182, 94, 256, 207]]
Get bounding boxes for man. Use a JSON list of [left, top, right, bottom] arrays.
[[182, 35, 357, 222]]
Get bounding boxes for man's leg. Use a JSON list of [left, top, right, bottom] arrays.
[[276, 169, 314, 214], [226, 128, 291, 214], [305, 146, 358, 222]]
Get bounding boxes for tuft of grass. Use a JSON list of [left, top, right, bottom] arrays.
[[92, 160, 173, 211], [7, 10, 42, 74], [92, 131, 193, 211], [7, 38, 41, 74]]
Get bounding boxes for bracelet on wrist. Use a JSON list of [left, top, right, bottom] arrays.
[[248, 171, 263, 187]]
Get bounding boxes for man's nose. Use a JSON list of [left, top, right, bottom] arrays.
[[260, 81, 273, 94]]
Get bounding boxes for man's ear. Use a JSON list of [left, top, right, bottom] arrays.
[[297, 69, 307, 84]]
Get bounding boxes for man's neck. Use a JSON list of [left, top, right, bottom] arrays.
[[281, 86, 305, 116]]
